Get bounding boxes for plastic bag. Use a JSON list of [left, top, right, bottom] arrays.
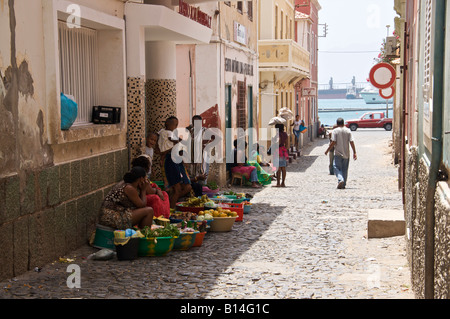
[[88, 248, 116, 261], [278, 107, 294, 121], [60, 93, 78, 130], [268, 116, 287, 126]]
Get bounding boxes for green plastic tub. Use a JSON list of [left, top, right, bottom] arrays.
[[173, 232, 199, 251], [138, 237, 175, 257], [93, 224, 116, 251]]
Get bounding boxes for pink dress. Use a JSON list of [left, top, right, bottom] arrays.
[[146, 183, 170, 218]]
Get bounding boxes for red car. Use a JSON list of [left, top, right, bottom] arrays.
[[345, 112, 393, 131]]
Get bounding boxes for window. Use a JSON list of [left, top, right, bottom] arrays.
[[58, 21, 98, 125], [247, 1, 253, 21], [275, 6, 278, 39], [237, 81, 247, 129], [224, 1, 231, 6], [286, 15, 288, 39], [237, 1, 243, 14], [423, 0, 432, 100]]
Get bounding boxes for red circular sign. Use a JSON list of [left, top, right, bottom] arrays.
[[369, 62, 396, 89], [379, 86, 395, 99]]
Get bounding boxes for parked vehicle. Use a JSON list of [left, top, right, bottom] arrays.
[[345, 112, 393, 131]]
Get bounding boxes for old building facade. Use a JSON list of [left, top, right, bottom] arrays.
[[258, 0, 310, 148], [0, 0, 215, 281], [393, 0, 450, 299], [294, 0, 321, 148]]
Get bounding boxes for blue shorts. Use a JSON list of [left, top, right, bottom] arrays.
[[278, 158, 287, 168], [164, 153, 191, 187]]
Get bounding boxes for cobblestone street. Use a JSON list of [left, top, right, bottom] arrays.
[[0, 130, 414, 299]]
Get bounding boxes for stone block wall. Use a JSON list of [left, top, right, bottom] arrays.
[[0, 148, 128, 282], [434, 183, 450, 299], [404, 147, 450, 299], [404, 147, 418, 278]]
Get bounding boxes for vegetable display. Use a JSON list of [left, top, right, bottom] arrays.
[[141, 224, 180, 238], [206, 181, 218, 190]]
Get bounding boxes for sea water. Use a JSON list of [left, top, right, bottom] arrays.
[[318, 99, 392, 127]]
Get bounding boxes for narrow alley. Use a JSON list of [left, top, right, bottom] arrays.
[[0, 130, 413, 299]]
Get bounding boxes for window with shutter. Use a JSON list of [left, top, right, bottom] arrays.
[[247, 1, 253, 21], [423, 0, 432, 102], [237, 81, 247, 129], [58, 21, 99, 125]]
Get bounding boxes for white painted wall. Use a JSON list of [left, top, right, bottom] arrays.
[[146, 41, 177, 80], [195, 43, 221, 115]]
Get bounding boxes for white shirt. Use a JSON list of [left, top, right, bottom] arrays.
[[331, 126, 354, 159], [158, 129, 177, 153]]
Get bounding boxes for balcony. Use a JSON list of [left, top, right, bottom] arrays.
[[258, 39, 310, 83]]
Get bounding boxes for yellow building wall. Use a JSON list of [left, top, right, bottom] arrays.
[[219, 1, 258, 51], [258, 0, 297, 148]]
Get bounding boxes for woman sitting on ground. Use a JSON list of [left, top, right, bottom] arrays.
[[131, 155, 170, 218], [230, 139, 262, 188], [248, 143, 274, 186], [98, 166, 154, 230]]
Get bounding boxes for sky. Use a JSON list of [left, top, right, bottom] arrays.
[[318, 0, 398, 87]]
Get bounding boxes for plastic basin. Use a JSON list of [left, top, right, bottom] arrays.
[[192, 231, 207, 247], [138, 237, 175, 257], [176, 203, 204, 213], [209, 217, 237, 232], [173, 232, 199, 251], [93, 224, 116, 251]]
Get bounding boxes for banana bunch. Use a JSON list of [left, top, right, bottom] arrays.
[[184, 195, 211, 207]]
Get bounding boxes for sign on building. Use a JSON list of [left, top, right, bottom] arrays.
[[234, 21, 247, 45], [302, 87, 317, 96]]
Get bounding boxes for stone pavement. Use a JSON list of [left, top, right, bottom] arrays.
[[0, 130, 414, 299]]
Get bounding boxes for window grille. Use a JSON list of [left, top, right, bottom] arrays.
[[237, 81, 247, 129], [58, 21, 99, 125], [423, 0, 432, 99]]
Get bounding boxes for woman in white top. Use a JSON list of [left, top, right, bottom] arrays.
[[291, 115, 301, 148]]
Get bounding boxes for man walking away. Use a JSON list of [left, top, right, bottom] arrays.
[[325, 118, 357, 189]]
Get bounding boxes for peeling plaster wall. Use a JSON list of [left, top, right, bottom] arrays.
[[1, 0, 54, 174]]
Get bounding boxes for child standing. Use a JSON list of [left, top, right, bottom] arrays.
[[158, 116, 192, 208], [274, 123, 289, 187]]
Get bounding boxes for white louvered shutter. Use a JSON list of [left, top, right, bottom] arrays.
[[58, 21, 99, 125]]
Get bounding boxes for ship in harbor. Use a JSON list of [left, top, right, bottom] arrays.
[[319, 76, 365, 100], [359, 86, 393, 104], [319, 77, 393, 104]]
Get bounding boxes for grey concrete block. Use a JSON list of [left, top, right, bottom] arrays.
[[368, 209, 406, 238]]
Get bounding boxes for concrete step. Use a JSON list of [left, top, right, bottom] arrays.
[[367, 209, 405, 238]]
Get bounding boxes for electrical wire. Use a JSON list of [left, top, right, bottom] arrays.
[[318, 50, 379, 54]]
